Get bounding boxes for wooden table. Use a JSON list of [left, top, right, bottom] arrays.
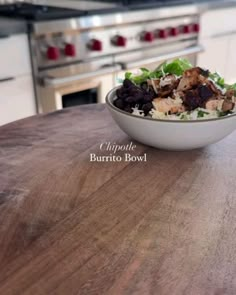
[[0, 104, 236, 295]]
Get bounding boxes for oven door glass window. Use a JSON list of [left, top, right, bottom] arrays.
[[62, 88, 97, 108]]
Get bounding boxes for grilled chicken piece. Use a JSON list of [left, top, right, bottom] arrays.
[[158, 87, 174, 97], [159, 74, 178, 87], [147, 79, 160, 94], [205, 80, 223, 97], [183, 89, 202, 110], [152, 97, 185, 114], [147, 79, 160, 86], [198, 85, 214, 100], [205, 99, 224, 111], [158, 75, 180, 97], [177, 67, 208, 92], [148, 75, 179, 97], [222, 99, 235, 112], [225, 89, 235, 99]]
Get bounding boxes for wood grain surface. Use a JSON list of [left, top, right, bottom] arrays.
[[0, 104, 236, 295]]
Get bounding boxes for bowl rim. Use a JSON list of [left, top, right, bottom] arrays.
[[106, 86, 236, 124]]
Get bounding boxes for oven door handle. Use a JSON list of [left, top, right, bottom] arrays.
[[43, 64, 121, 87], [122, 45, 204, 69]]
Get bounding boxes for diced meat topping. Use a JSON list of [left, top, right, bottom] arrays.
[[177, 67, 207, 92], [205, 99, 224, 111], [198, 85, 214, 100], [152, 97, 185, 114], [222, 100, 235, 112]]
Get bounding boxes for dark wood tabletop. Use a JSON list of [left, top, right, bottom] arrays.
[[1, 104, 236, 295]]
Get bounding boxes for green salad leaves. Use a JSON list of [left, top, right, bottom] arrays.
[[210, 72, 236, 91], [124, 58, 236, 92], [156, 58, 193, 76], [124, 58, 192, 85], [209, 72, 225, 88]]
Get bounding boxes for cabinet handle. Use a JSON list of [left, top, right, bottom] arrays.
[[0, 77, 15, 83], [43, 65, 121, 87], [211, 31, 236, 39]]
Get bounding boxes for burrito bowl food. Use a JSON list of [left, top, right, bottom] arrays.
[[113, 59, 236, 121]]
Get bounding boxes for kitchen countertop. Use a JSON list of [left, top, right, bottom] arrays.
[[28, 0, 236, 13], [197, 0, 236, 12], [0, 17, 26, 36], [0, 0, 235, 31], [1, 104, 236, 294], [35, 0, 236, 10]]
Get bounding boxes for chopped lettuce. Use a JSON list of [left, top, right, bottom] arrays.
[[124, 58, 192, 85], [209, 72, 236, 93], [209, 72, 225, 88], [125, 68, 160, 85], [225, 83, 236, 91], [197, 110, 209, 118], [156, 58, 192, 76]]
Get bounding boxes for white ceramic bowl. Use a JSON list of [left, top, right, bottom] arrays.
[[106, 86, 236, 150]]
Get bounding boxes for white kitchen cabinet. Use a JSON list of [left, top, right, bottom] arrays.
[[225, 34, 236, 84], [198, 7, 236, 83], [199, 8, 236, 39], [198, 36, 228, 77], [0, 75, 36, 126], [0, 34, 31, 78], [0, 34, 36, 126]]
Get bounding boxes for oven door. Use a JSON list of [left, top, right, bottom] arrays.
[[37, 58, 121, 113], [114, 40, 204, 86]]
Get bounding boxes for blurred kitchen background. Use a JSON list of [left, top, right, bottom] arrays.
[[0, 0, 235, 125]]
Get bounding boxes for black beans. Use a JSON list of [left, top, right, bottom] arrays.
[[113, 79, 156, 115], [143, 94, 153, 103], [123, 79, 134, 89], [124, 105, 133, 113], [140, 82, 148, 91], [142, 102, 153, 115], [125, 96, 135, 104], [129, 89, 143, 100], [114, 98, 124, 109]]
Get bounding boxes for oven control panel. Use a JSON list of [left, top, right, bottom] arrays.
[[34, 15, 200, 69]]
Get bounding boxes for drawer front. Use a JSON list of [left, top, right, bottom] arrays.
[[0, 75, 36, 126], [0, 34, 31, 78]]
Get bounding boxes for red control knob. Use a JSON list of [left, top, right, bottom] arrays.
[[114, 35, 127, 47], [170, 27, 179, 37], [47, 46, 60, 60], [193, 23, 200, 33], [64, 43, 76, 57], [143, 31, 154, 42], [183, 24, 192, 34], [158, 29, 168, 39], [89, 39, 102, 51]]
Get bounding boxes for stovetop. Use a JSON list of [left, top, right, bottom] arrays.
[[121, 0, 195, 9], [0, 3, 88, 20], [0, 1, 196, 21]]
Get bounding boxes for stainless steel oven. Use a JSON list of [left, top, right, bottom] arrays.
[[37, 58, 121, 113]]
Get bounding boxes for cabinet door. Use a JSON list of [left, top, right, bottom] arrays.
[[0, 75, 36, 126], [225, 34, 236, 84], [197, 37, 228, 77], [200, 8, 236, 38], [0, 34, 31, 78]]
